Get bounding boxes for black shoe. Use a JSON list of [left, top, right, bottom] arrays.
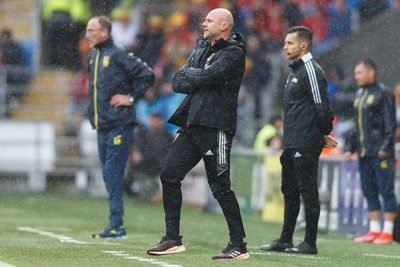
[[260, 239, 293, 252], [284, 241, 317, 255], [147, 236, 186, 255], [212, 242, 250, 260]]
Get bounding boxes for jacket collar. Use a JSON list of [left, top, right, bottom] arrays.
[[95, 37, 114, 49], [289, 52, 313, 69]]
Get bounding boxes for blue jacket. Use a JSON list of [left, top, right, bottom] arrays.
[[344, 82, 396, 158], [87, 38, 154, 130]]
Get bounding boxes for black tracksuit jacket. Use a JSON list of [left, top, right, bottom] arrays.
[[168, 33, 246, 136], [283, 53, 334, 149]]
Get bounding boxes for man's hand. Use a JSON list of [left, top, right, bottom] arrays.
[[324, 135, 338, 149], [110, 94, 132, 107], [378, 150, 388, 159], [343, 151, 352, 161]]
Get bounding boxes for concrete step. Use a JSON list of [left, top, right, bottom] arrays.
[[10, 70, 76, 136]]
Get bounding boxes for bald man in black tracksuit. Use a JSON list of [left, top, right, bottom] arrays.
[[147, 8, 249, 260], [260, 26, 336, 255]]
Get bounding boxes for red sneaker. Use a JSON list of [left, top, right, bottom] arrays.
[[353, 231, 380, 243], [373, 232, 393, 244]]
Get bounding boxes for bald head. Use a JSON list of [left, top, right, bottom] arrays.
[[202, 8, 234, 44]]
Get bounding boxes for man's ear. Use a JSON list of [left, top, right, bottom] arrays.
[[221, 21, 229, 31]]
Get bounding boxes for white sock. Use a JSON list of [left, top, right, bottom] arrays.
[[369, 220, 381, 233], [383, 221, 394, 234]]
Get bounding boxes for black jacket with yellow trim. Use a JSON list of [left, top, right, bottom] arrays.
[[344, 82, 396, 158], [87, 38, 154, 130]]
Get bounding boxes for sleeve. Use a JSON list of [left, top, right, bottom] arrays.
[[343, 127, 357, 153], [172, 49, 196, 94], [117, 50, 155, 100], [305, 66, 334, 135], [184, 46, 245, 90], [380, 89, 396, 153]]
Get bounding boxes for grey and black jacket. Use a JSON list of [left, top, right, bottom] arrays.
[[283, 52, 334, 149], [168, 33, 246, 136], [87, 38, 155, 130]]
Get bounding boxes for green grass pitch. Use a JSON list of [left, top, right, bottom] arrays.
[[0, 192, 399, 266]]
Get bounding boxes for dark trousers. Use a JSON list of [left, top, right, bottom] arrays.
[[160, 126, 246, 243], [358, 156, 397, 212], [97, 124, 134, 228], [279, 147, 322, 245]]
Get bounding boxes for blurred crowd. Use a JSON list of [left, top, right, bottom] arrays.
[[0, 0, 395, 200], [60, 0, 399, 141]]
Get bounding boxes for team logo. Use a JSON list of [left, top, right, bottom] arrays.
[[367, 95, 374, 105], [103, 56, 110, 67]]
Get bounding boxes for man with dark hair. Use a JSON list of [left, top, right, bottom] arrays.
[[260, 26, 336, 255], [344, 58, 397, 244], [146, 8, 249, 260], [85, 15, 155, 239]]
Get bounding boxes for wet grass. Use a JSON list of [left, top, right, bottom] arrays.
[[0, 192, 399, 267]]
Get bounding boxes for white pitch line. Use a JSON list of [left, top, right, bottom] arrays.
[[251, 251, 331, 260], [0, 261, 16, 267], [364, 253, 400, 260], [103, 251, 183, 267], [16, 227, 120, 245]]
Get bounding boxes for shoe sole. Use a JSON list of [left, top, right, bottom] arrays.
[[373, 240, 393, 244], [214, 253, 250, 260], [353, 239, 375, 243], [92, 235, 127, 239], [260, 247, 287, 252], [284, 248, 317, 255], [147, 245, 186, 255]]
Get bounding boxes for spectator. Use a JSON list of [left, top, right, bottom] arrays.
[[41, 0, 90, 70], [135, 87, 162, 130], [132, 15, 165, 67], [298, 1, 329, 44], [65, 63, 89, 136], [242, 34, 272, 125], [111, 9, 138, 50], [282, 0, 302, 27], [326, 66, 343, 104], [158, 80, 185, 136], [0, 29, 29, 85], [332, 77, 356, 148], [264, 0, 284, 42], [359, 0, 387, 26], [253, 113, 283, 151], [327, 0, 352, 40], [185, 0, 208, 31], [124, 112, 173, 203]]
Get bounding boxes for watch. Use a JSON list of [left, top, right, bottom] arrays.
[[129, 95, 134, 104]]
